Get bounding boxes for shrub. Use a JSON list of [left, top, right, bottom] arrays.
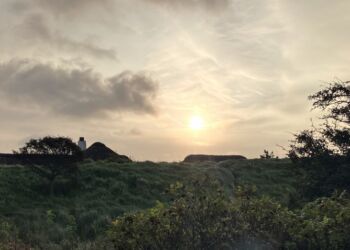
[[108, 178, 285, 249], [0, 219, 25, 250], [108, 178, 350, 250], [288, 191, 350, 249]]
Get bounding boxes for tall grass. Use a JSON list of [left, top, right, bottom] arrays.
[[0, 159, 301, 248]]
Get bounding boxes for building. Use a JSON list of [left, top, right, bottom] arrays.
[[78, 137, 87, 151]]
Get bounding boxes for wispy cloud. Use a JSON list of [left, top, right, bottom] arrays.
[[17, 14, 117, 61], [143, 0, 230, 11], [11, 0, 113, 16], [1, 0, 350, 160]]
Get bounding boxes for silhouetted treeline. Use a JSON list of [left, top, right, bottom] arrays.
[[0, 153, 80, 165]]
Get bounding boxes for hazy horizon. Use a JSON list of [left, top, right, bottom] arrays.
[[1, 0, 350, 161]]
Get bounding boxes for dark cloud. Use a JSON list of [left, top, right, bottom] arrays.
[[143, 0, 230, 11], [0, 59, 158, 117], [18, 14, 117, 60]]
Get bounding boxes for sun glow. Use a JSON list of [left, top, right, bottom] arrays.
[[189, 116, 204, 131]]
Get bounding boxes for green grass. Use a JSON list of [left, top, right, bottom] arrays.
[[218, 159, 304, 205], [0, 159, 302, 249]]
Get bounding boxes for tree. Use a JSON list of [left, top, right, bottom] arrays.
[[310, 81, 350, 125], [289, 81, 350, 197], [260, 150, 276, 159], [15, 136, 83, 195], [17, 136, 82, 156]]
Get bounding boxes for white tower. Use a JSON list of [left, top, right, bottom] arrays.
[[78, 137, 87, 151]]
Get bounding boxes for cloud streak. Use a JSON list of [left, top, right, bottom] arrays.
[[11, 0, 113, 16], [18, 14, 117, 60], [143, 0, 230, 11], [0, 59, 158, 117]]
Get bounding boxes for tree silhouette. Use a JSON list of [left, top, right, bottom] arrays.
[[260, 150, 276, 159], [15, 136, 82, 195], [289, 81, 350, 197]]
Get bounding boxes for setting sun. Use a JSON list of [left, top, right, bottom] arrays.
[[189, 116, 204, 130]]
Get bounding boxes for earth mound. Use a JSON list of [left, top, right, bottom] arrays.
[[184, 154, 247, 163], [85, 142, 131, 162]]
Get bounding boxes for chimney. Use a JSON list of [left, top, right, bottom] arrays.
[[78, 137, 87, 151]]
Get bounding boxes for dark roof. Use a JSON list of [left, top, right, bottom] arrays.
[[84, 142, 131, 162]]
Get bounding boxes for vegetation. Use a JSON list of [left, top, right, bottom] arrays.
[[289, 81, 350, 198], [260, 150, 277, 159], [108, 178, 350, 250], [0, 158, 348, 249], [0, 159, 300, 249], [15, 136, 82, 156], [14, 136, 82, 196]]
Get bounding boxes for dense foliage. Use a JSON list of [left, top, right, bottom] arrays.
[[14, 136, 83, 196], [15, 136, 82, 156], [0, 157, 349, 249], [0, 159, 300, 249], [108, 178, 350, 250], [289, 81, 350, 198], [289, 81, 350, 160]]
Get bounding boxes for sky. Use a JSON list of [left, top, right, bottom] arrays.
[[1, 0, 350, 161]]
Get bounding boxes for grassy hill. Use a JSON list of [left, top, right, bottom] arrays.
[[0, 159, 302, 249]]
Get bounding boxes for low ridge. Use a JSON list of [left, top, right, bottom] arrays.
[[184, 154, 247, 163]]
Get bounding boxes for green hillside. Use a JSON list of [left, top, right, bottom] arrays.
[[0, 159, 301, 249]]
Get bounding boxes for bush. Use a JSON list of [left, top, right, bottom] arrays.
[[108, 178, 285, 249], [288, 191, 350, 249], [0, 219, 25, 250], [108, 178, 350, 250]]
